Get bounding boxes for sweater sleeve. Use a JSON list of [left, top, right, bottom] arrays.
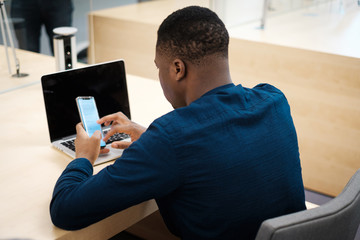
[[50, 120, 181, 230]]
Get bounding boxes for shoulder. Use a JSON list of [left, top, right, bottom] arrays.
[[246, 83, 289, 106], [147, 109, 183, 134], [147, 83, 288, 131], [252, 83, 286, 98], [145, 105, 200, 142]]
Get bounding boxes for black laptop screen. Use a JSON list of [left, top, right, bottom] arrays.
[[41, 60, 131, 142]]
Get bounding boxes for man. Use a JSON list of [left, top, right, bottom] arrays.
[[50, 6, 306, 240], [11, 0, 73, 53]]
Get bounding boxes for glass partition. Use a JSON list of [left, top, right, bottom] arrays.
[[2, 0, 143, 57]]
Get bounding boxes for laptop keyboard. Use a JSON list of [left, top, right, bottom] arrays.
[[60, 139, 76, 151], [60, 131, 129, 152]]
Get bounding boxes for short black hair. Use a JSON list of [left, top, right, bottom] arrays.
[[156, 6, 229, 64]]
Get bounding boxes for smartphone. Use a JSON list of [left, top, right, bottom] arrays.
[[76, 96, 106, 148]]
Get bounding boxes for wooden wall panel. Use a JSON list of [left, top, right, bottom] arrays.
[[229, 39, 360, 196], [89, 15, 158, 80]]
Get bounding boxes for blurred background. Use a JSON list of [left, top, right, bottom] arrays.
[[1, 0, 358, 60]]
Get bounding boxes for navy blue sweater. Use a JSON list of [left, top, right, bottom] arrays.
[[50, 83, 306, 239]]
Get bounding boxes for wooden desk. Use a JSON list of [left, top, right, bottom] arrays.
[[88, 1, 360, 197], [0, 47, 69, 94], [0, 64, 173, 239]]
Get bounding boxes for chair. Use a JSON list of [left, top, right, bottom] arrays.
[[255, 169, 360, 240]]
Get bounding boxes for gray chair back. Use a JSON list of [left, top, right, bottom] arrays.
[[255, 169, 360, 240]]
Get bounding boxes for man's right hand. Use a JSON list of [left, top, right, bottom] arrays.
[[97, 112, 146, 149]]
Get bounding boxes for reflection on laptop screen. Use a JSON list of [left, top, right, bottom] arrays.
[[41, 60, 130, 142]]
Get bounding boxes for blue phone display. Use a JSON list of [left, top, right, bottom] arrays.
[[77, 97, 106, 148]]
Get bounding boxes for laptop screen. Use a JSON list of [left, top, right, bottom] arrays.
[[41, 60, 131, 142]]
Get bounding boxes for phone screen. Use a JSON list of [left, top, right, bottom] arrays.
[[76, 97, 106, 148]]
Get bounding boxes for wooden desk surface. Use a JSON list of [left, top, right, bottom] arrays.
[[0, 64, 172, 239], [0, 47, 82, 94]]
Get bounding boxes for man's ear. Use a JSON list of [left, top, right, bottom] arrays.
[[173, 59, 186, 81]]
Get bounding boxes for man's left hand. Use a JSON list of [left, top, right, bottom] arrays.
[[75, 123, 110, 165]]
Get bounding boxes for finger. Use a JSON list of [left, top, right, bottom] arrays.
[[100, 111, 129, 126], [104, 121, 112, 127], [92, 130, 102, 140], [100, 148, 110, 154], [115, 112, 131, 124], [103, 125, 130, 142], [103, 127, 118, 142], [112, 141, 132, 149], [76, 122, 83, 131], [76, 123, 87, 137], [97, 120, 112, 127], [90, 131, 102, 152], [97, 113, 118, 125]]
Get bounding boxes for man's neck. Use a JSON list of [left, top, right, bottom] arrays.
[[184, 59, 233, 106]]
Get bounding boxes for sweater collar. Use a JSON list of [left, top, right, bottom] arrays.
[[202, 83, 235, 97]]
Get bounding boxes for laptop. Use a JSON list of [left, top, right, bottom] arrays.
[[41, 59, 131, 165]]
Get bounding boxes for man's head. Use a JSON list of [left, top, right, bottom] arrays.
[[156, 6, 229, 65], [155, 6, 231, 109]]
